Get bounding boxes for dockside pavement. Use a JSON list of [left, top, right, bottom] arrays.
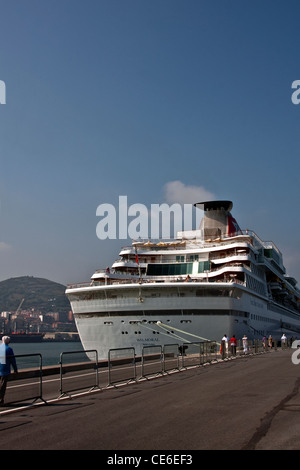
[[0, 348, 299, 451]]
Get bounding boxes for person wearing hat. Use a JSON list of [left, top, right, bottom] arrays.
[[0, 336, 18, 406]]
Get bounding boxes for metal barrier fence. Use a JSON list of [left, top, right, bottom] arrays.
[[163, 343, 180, 373], [141, 345, 163, 378], [5, 353, 44, 405], [181, 341, 218, 368], [107, 348, 136, 386], [181, 342, 203, 368], [0, 338, 279, 407], [59, 349, 99, 398], [206, 341, 219, 361]]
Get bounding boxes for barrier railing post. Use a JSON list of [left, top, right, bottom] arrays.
[[5, 353, 45, 405], [206, 341, 212, 362], [200, 341, 205, 364], [59, 349, 99, 398], [108, 348, 136, 386], [221, 340, 226, 360], [163, 344, 179, 373], [141, 346, 163, 378], [211, 341, 218, 361]]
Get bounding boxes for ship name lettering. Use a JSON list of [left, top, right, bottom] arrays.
[[137, 337, 159, 342]]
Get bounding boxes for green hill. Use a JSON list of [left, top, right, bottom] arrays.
[[0, 276, 70, 314]]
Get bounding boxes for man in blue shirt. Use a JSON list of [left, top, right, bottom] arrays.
[[0, 336, 18, 406]]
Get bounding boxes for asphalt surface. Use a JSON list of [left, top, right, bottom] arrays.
[[0, 349, 299, 451]]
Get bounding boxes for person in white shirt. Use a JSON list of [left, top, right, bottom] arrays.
[[222, 334, 228, 356], [281, 333, 287, 349], [242, 334, 248, 354]]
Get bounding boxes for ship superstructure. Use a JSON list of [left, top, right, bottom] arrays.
[[66, 201, 300, 359]]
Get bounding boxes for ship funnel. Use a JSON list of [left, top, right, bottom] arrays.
[[194, 201, 240, 240]]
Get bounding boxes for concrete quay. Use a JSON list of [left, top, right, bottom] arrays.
[[0, 349, 299, 450]]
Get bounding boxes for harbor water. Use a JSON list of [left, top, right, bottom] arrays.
[[9, 341, 86, 368]]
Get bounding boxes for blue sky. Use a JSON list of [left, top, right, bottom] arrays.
[[0, 0, 300, 286]]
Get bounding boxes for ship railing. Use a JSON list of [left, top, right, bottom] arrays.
[[113, 253, 255, 267], [210, 251, 254, 261], [119, 231, 255, 252], [67, 281, 94, 289], [67, 277, 248, 289], [120, 242, 189, 252], [117, 230, 282, 254], [228, 230, 282, 257], [210, 262, 251, 272], [116, 253, 254, 265]]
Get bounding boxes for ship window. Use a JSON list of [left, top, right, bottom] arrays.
[[264, 248, 280, 265], [198, 261, 210, 273], [147, 263, 193, 276], [187, 255, 199, 262]]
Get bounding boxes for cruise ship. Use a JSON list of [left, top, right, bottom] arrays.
[[66, 201, 300, 359]]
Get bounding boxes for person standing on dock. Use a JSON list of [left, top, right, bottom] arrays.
[[268, 335, 273, 349], [230, 335, 237, 356], [222, 335, 229, 357], [242, 335, 248, 354], [281, 333, 287, 349], [0, 336, 18, 406]]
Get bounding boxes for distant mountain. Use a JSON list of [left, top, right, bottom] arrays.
[[0, 276, 70, 313]]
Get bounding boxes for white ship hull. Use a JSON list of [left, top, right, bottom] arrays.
[[68, 282, 300, 359]]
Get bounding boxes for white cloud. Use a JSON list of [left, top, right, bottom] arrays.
[[0, 242, 12, 252], [163, 181, 216, 205]]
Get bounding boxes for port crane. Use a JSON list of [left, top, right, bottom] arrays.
[[15, 298, 25, 315]]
